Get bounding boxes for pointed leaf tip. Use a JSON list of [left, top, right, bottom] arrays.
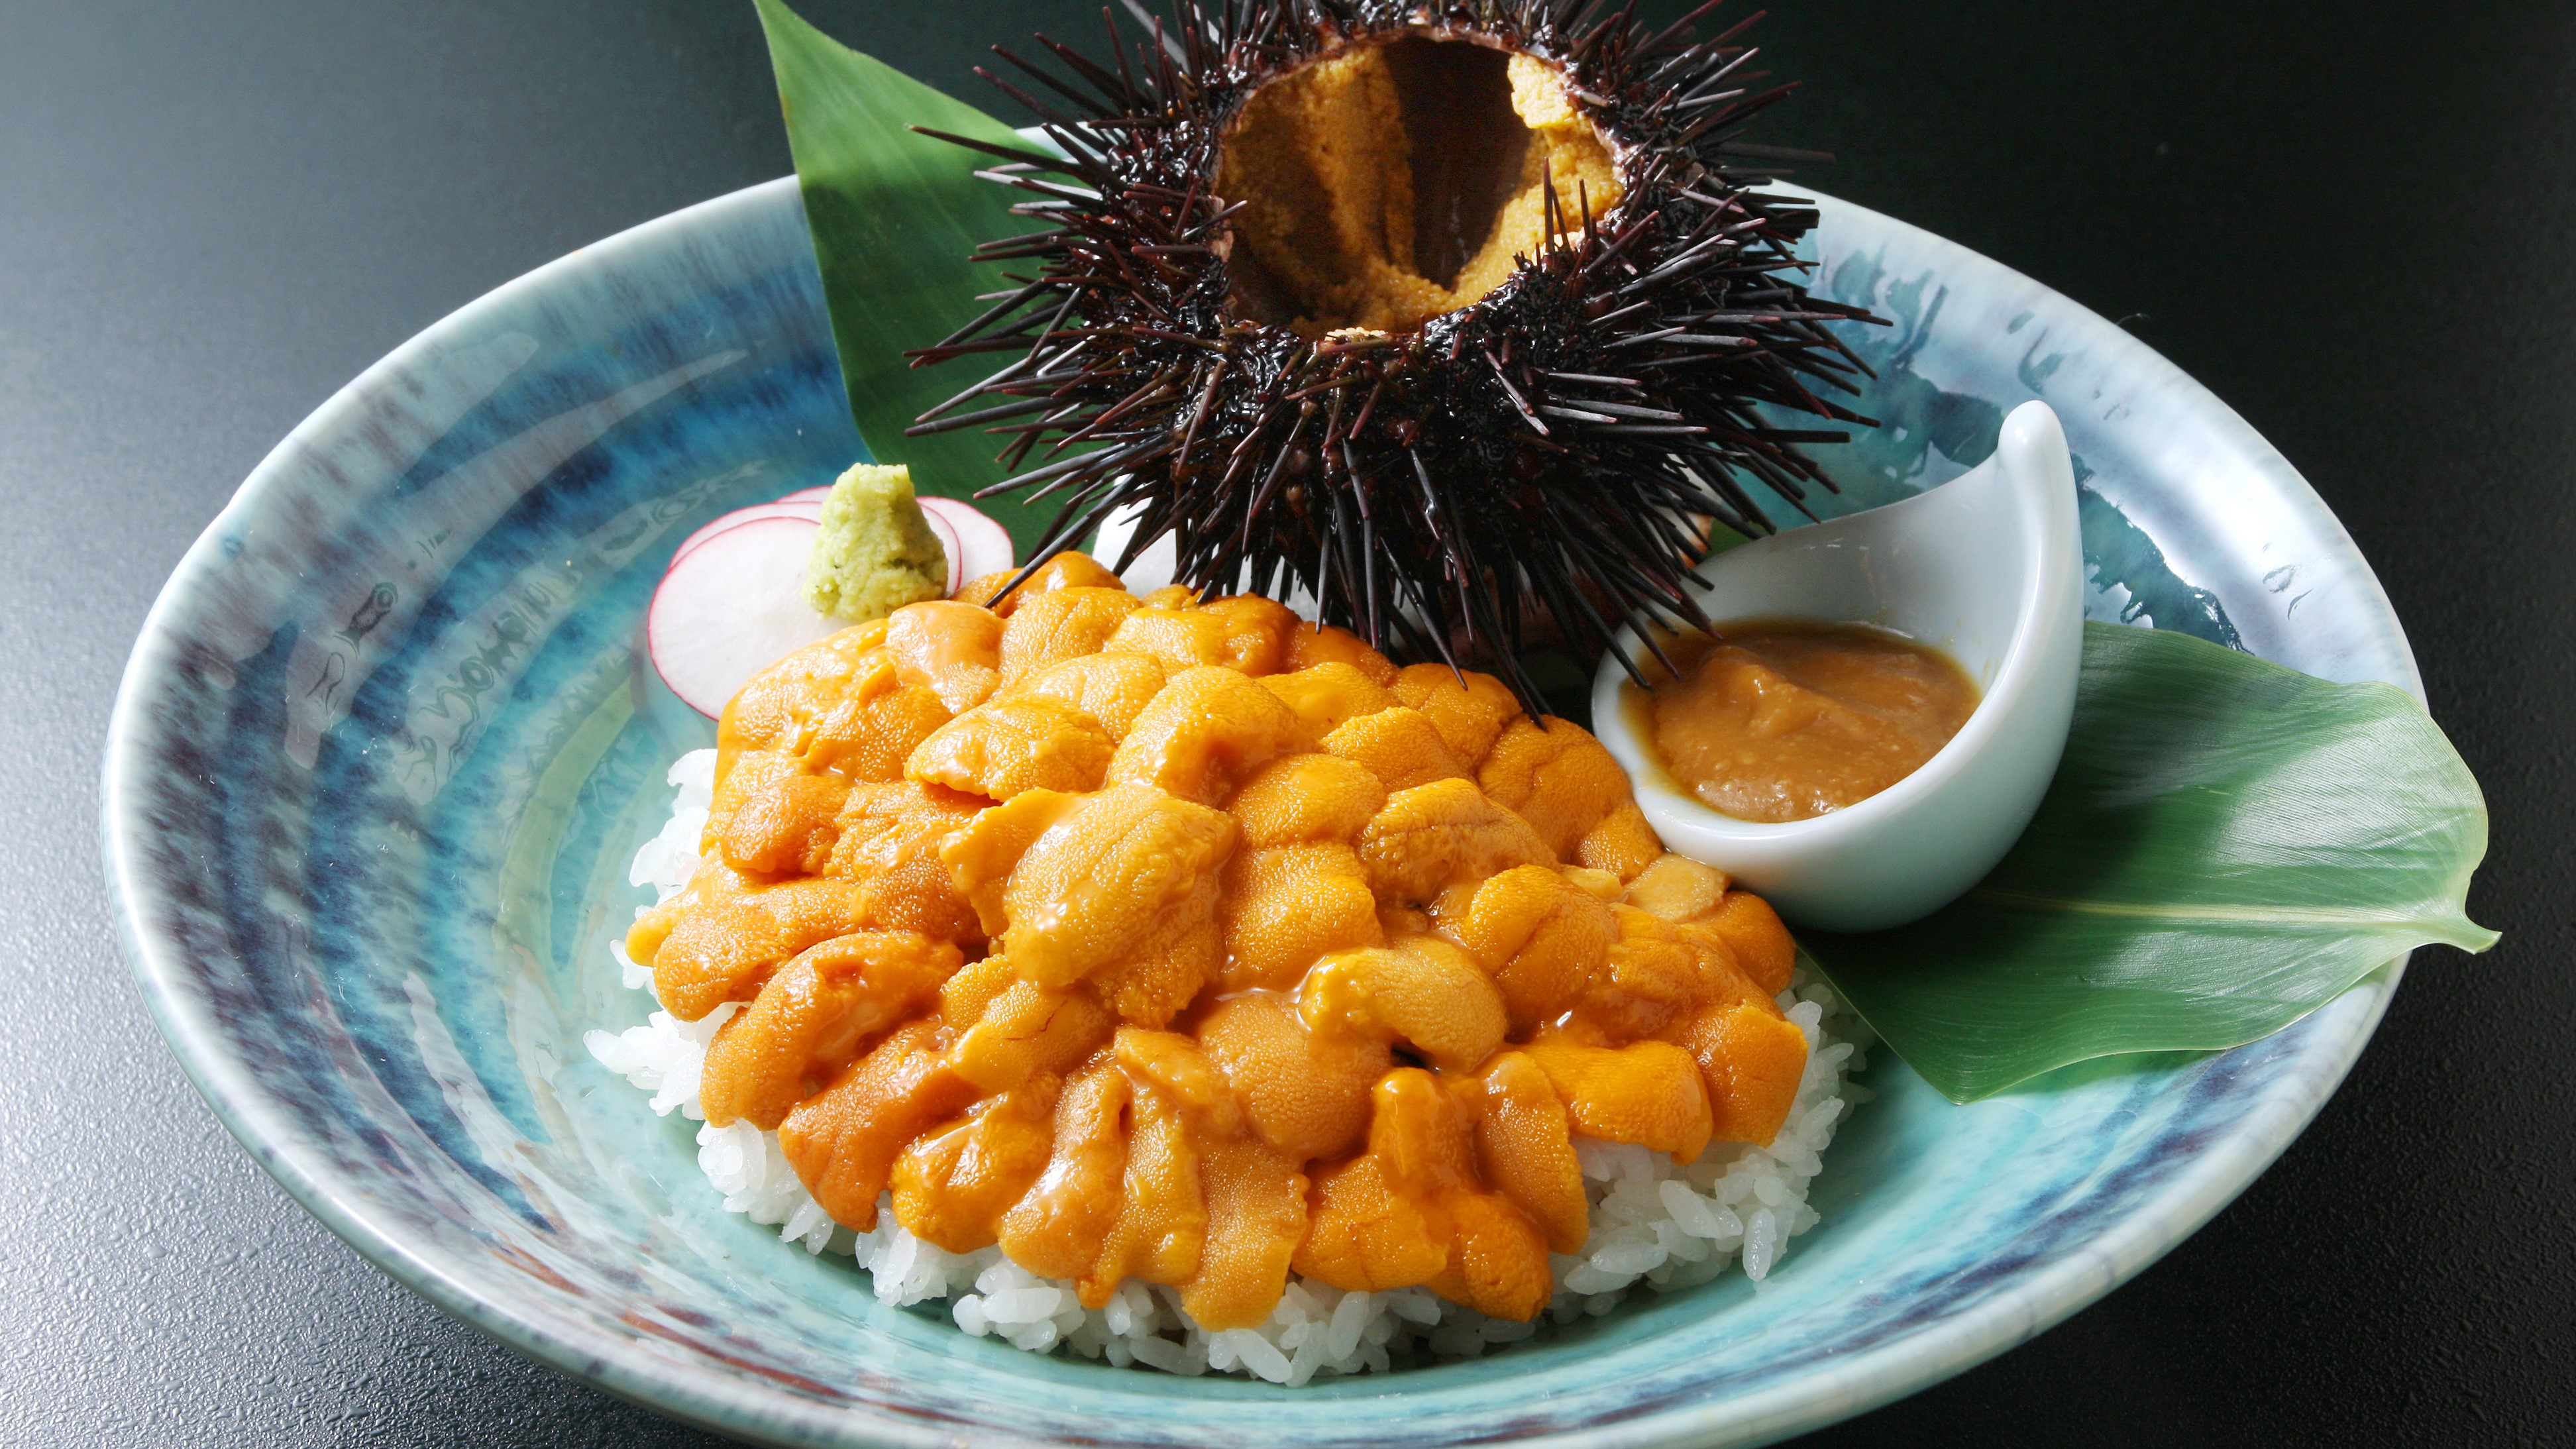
[[753, 0, 1057, 553], [1802, 623, 2498, 1103]]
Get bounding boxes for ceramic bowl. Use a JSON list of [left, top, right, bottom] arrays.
[[1591, 398, 2084, 931], [102, 176, 2420, 1448]]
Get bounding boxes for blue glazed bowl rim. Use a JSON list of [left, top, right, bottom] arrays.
[[101, 176, 2410, 1448]]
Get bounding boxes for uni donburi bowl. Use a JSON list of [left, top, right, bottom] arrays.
[[103, 176, 2420, 1448]]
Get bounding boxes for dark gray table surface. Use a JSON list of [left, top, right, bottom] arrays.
[[7, 1, 2569, 1443]]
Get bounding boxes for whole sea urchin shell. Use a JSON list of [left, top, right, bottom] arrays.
[[909, 0, 1882, 707]]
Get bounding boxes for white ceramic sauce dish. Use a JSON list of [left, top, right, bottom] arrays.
[[1591, 399, 2084, 932]]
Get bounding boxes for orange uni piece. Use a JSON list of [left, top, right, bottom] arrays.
[[884, 600, 1004, 714], [1195, 594, 1301, 676], [1197, 991, 1388, 1160], [822, 782, 985, 941], [1436, 863, 1615, 1036], [700, 930, 958, 1129], [1004, 652, 1168, 741], [947, 975, 1113, 1095], [778, 1020, 980, 1230], [1580, 904, 1710, 1040], [1217, 842, 1383, 991], [1106, 665, 1307, 806], [712, 751, 850, 876], [998, 586, 1142, 682], [719, 627, 888, 761], [1185, 1134, 1310, 1328], [1390, 662, 1523, 765], [1293, 1069, 1552, 1322], [1664, 1000, 1808, 1148], [799, 657, 954, 786], [996, 784, 1234, 1022], [961, 551, 1125, 615], [1323, 704, 1470, 792], [1523, 1033, 1715, 1163], [1260, 662, 1399, 738], [1478, 716, 1635, 861], [1356, 777, 1554, 904], [1623, 853, 1729, 922], [906, 691, 1115, 801], [1692, 890, 1798, 996], [1095, 1031, 1214, 1290], [1468, 1052, 1589, 1253], [1300, 938, 1506, 1073], [1283, 621, 1399, 683], [634, 867, 876, 1021], [996, 1054, 1130, 1301], [637, 553, 1815, 1324], [892, 1074, 1061, 1252], [1576, 801, 1666, 883], [1102, 604, 1236, 672], [1224, 753, 1385, 847]]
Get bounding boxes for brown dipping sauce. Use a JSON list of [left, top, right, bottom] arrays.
[[1625, 620, 1980, 824]]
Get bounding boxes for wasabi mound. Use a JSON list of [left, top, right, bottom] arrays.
[[804, 463, 949, 621]]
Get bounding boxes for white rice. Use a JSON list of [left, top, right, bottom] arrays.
[[588, 749, 1872, 1382]]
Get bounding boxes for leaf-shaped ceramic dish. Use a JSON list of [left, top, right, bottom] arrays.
[[101, 178, 2420, 1448]]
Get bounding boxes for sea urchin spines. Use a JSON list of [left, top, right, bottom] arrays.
[[906, 0, 1884, 708]]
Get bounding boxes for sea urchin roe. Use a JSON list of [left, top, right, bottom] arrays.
[[633, 559, 1811, 1327], [1215, 38, 1621, 336], [1633, 621, 1980, 824]]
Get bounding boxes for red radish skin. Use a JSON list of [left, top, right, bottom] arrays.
[[671, 500, 824, 566], [647, 516, 843, 717], [918, 496, 1015, 581], [918, 507, 965, 596]]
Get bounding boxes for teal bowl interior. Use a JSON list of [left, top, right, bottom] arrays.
[[103, 177, 2417, 1448]]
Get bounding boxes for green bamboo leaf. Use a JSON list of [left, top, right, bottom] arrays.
[[1801, 622, 2497, 1103], [753, 0, 1053, 549]]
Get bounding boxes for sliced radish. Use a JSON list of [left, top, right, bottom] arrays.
[[918, 496, 1016, 582], [671, 500, 824, 567], [647, 516, 843, 718], [918, 506, 965, 596]]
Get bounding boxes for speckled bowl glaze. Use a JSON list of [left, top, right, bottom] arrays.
[[103, 177, 2420, 1448]]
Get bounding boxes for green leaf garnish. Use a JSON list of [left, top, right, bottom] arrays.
[[753, 0, 1049, 549], [1802, 622, 2497, 1102]]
